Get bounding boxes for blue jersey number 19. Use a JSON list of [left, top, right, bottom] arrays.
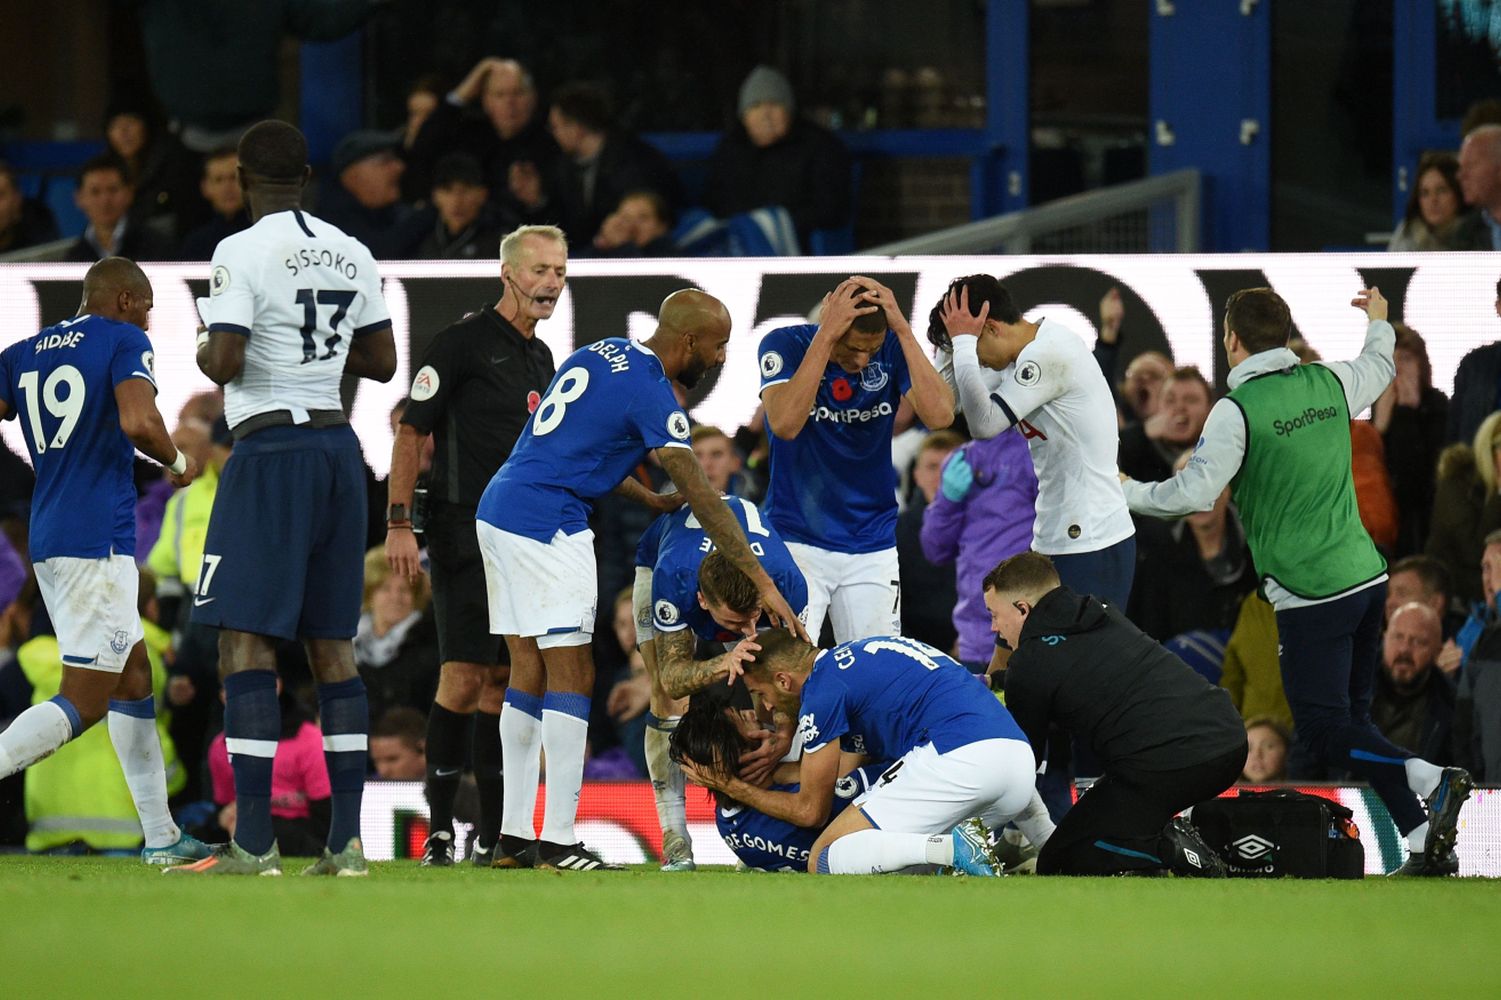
[[17, 364, 86, 452]]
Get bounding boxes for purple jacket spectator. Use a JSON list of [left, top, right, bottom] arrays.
[[135, 478, 174, 565], [0, 530, 25, 608], [920, 432, 1038, 664]]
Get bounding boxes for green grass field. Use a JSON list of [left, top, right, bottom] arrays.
[[4, 857, 1498, 998]]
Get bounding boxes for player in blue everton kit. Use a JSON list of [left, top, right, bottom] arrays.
[[669, 686, 887, 872], [683, 629, 1055, 875], [477, 288, 807, 872], [0, 257, 211, 865], [632, 497, 809, 870], [759, 277, 954, 643], [171, 122, 397, 877]]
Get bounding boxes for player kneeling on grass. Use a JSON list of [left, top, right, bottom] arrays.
[[669, 684, 885, 872], [680, 629, 1054, 875], [985, 552, 1248, 877]]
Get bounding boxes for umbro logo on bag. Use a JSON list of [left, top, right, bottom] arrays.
[[1231, 834, 1276, 861]]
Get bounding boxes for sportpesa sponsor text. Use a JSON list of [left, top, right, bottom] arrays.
[[809, 401, 895, 424], [1272, 405, 1340, 437]]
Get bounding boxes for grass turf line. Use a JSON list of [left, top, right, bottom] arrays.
[[4, 857, 1498, 998]]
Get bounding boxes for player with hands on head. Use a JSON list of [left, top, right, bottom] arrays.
[[0, 256, 210, 866], [758, 275, 954, 644], [478, 286, 807, 873], [173, 121, 397, 877], [1121, 286, 1474, 877]]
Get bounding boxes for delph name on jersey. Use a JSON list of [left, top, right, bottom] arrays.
[[808, 400, 894, 424], [283, 247, 361, 279], [587, 339, 631, 374]]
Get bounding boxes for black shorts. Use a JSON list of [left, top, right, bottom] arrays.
[[425, 501, 506, 667]]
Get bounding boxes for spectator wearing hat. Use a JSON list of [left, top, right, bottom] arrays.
[[319, 129, 425, 259], [179, 147, 251, 260], [704, 66, 851, 251], [413, 153, 504, 260], [546, 81, 681, 245]]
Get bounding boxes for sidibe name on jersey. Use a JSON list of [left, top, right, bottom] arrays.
[[587, 339, 630, 374], [807, 401, 894, 425], [283, 248, 360, 280], [34, 330, 85, 352]]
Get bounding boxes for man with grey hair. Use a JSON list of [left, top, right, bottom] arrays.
[[1457, 124, 1501, 250], [386, 224, 566, 866]]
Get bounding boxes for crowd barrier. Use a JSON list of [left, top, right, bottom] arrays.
[[359, 780, 1501, 876]]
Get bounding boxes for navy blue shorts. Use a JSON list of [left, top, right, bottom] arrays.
[[1049, 534, 1136, 609], [190, 424, 367, 641]]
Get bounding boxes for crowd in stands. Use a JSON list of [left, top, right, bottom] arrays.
[[0, 59, 854, 263]]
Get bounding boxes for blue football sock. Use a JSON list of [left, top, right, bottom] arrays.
[[318, 676, 369, 851], [222, 671, 280, 856]]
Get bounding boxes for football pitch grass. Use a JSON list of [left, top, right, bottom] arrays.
[[4, 857, 1499, 998]]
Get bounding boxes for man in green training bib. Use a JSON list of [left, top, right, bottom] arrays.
[[1121, 286, 1472, 877]]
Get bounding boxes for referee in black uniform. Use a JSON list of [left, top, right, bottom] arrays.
[[983, 551, 1247, 876], [387, 224, 567, 866]]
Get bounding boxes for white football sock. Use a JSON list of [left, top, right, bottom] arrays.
[[499, 703, 542, 840], [645, 717, 690, 847], [107, 704, 181, 848], [539, 708, 588, 845], [1007, 789, 1057, 850], [0, 700, 75, 778], [823, 830, 952, 874], [1407, 821, 1430, 853], [1404, 758, 1442, 800]]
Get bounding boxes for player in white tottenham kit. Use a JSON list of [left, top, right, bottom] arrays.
[[169, 122, 397, 876], [931, 277, 1135, 643], [0, 257, 211, 865], [759, 276, 954, 644]]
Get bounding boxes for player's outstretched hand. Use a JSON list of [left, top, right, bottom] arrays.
[[1352, 286, 1388, 322], [736, 728, 788, 788], [815, 278, 881, 343], [850, 275, 909, 333], [940, 284, 989, 340], [723, 638, 761, 686], [386, 526, 423, 582], [167, 454, 199, 489], [759, 585, 811, 642]]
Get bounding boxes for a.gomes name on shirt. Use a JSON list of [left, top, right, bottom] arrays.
[[1272, 405, 1339, 437], [722, 830, 810, 865], [809, 401, 893, 425], [283, 247, 359, 279], [588, 339, 630, 374]]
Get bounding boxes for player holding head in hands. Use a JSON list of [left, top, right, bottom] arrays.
[[477, 288, 807, 872], [1121, 287, 1472, 877], [758, 276, 954, 643], [172, 121, 398, 876], [0, 257, 209, 865]]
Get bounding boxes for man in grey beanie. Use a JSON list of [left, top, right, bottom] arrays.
[[706, 66, 851, 249]]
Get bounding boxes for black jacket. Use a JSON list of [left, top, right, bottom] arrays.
[[1004, 586, 1246, 772], [705, 120, 850, 245]]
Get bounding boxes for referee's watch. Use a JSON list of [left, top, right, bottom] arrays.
[[386, 504, 411, 527]]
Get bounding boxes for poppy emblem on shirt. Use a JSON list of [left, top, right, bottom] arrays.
[[831, 378, 853, 402], [1016, 360, 1042, 387], [526, 390, 542, 413]]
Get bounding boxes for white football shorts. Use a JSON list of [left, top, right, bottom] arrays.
[[477, 523, 597, 645], [785, 542, 900, 643], [855, 738, 1036, 835], [34, 553, 144, 673]]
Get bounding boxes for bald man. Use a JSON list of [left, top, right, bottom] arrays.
[[0, 256, 209, 864], [475, 288, 807, 871], [1457, 125, 1501, 251], [1374, 603, 1456, 780]]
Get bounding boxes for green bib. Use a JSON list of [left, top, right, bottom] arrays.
[[1227, 364, 1386, 599]]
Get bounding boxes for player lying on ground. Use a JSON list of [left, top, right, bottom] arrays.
[[634, 496, 809, 870], [680, 630, 1055, 875]]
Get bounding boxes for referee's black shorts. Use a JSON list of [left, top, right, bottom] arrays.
[[424, 501, 507, 667]]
